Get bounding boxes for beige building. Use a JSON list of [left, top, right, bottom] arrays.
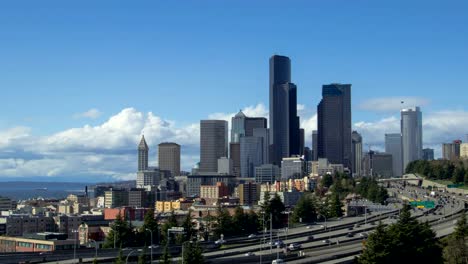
[[104, 189, 128, 208], [155, 199, 193, 213], [0, 233, 76, 252], [461, 143, 468, 159], [158, 142, 181, 176], [200, 182, 229, 199]]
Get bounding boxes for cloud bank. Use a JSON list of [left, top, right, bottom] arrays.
[[0, 104, 467, 181]]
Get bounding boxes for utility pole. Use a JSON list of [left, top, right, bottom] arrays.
[[270, 213, 272, 254]]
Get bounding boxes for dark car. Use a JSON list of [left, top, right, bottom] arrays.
[[346, 232, 354, 237]]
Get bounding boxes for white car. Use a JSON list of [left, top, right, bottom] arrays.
[[215, 239, 226, 245], [306, 225, 312, 229], [322, 239, 331, 244], [248, 234, 256, 238], [245, 252, 255, 256], [288, 243, 301, 250]]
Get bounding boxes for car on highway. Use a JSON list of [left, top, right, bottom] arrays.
[[359, 233, 368, 238], [274, 240, 285, 247], [322, 239, 331, 244], [215, 239, 226, 245], [288, 243, 302, 250], [306, 225, 312, 229], [272, 259, 284, 264], [346, 232, 354, 237], [148, 245, 159, 249], [307, 235, 315, 241], [245, 252, 255, 256], [347, 227, 354, 230], [248, 234, 256, 238]]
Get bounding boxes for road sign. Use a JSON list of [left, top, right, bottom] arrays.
[[409, 200, 435, 208]]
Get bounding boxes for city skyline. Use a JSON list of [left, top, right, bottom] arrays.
[[1, 1, 468, 181]]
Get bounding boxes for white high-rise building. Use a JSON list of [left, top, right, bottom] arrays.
[[401, 107, 422, 173]]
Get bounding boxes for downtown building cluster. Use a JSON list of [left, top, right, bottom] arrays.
[[0, 55, 439, 253]]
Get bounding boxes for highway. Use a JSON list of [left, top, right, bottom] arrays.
[[1, 182, 465, 264]]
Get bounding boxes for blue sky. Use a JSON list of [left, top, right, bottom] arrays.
[[0, 1, 467, 182]]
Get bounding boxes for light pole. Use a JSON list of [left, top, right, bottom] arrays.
[[126, 249, 142, 264], [89, 239, 98, 259], [281, 211, 290, 241], [72, 229, 79, 263], [146, 228, 153, 263]]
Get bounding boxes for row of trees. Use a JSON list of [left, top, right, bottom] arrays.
[[102, 209, 204, 264], [355, 177, 389, 204], [210, 206, 260, 237], [406, 159, 468, 184], [103, 209, 159, 249], [358, 204, 468, 264], [321, 172, 389, 204], [358, 204, 442, 263], [290, 192, 344, 224]]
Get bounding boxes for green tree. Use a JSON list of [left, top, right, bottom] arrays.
[[182, 211, 195, 240], [443, 213, 468, 264], [245, 211, 259, 234], [321, 174, 333, 188], [140, 209, 159, 246], [104, 213, 133, 248], [114, 248, 124, 264], [138, 245, 147, 264], [161, 211, 178, 245], [160, 245, 172, 264], [181, 242, 204, 264], [358, 223, 392, 263], [329, 194, 343, 218], [453, 166, 465, 183], [291, 194, 317, 223], [358, 204, 442, 263], [264, 193, 286, 229]]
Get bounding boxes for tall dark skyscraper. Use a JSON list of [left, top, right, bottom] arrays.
[[312, 130, 318, 161], [138, 135, 149, 171], [317, 84, 352, 169], [200, 120, 228, 173], [269, 55, 300, 165]]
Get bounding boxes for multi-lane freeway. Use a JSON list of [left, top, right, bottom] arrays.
[[1, 182, 466, 264]]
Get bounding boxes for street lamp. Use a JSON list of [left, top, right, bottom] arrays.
[[145, 228, 153, 263], [318, 214, 327, 231], [88, 239, 98, 259], [126, 249, 142, 264], [71, 229, 79, 263]]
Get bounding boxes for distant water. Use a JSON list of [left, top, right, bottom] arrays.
[[0, 182, 90, 200]]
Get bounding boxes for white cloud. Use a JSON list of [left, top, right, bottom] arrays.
[[74, 108, 102, 119], [359, 97, 429, 112], [2, 105, 467, 180], [353, 110, 468, 158], [353, 116, 400, 146]]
